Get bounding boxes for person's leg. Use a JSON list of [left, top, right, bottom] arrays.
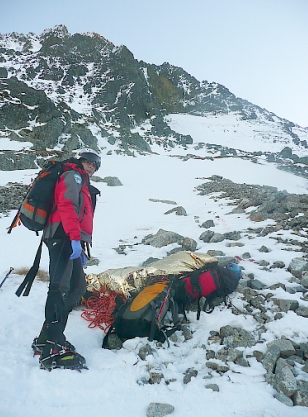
[[63, 257, 87, 322], [35, 239, 87, 369], [42, 239, 72, 346], [38, 239, 87, 369], [33, 241, 85, 353]]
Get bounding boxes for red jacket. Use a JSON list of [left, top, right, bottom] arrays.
[[43, 162, 94, 242]]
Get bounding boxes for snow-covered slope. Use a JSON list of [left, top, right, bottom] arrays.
[[1, 139, 308, 416]]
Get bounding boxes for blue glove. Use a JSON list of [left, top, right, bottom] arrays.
[[80, 252, 87, 266], [70, 240, 82, 260]]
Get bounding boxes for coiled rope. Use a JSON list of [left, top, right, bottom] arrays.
[[81, 286, 127, 333]]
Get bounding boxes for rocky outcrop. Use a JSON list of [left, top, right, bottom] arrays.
[[0, 77, 99, 154], [196, 176, 308, 246], [0, 26, 304, 159]]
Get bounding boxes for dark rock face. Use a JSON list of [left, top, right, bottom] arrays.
[[0, 77, 98, 153], [1, 25, 303, 165]]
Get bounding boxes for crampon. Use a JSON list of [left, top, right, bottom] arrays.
[[39, 343, 88, 372], [32, 337, 76, 356]]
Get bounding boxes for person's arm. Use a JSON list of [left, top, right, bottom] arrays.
[[56, 171, 82, 241]]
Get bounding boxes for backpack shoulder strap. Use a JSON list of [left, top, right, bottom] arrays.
[[15, 237, 43, 297]]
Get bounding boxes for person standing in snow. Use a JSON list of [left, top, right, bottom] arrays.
[[32, 149, 101, 371]]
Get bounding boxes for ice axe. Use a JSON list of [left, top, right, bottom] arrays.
[[0, 267, 14, 290]]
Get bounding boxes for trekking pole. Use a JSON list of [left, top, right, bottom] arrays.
[[0, 267, 14, 289]]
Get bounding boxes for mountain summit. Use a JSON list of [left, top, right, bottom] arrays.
[[0, 25, 307, 161]]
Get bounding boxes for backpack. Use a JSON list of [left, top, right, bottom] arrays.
[[8, 159, 65, 234], [102, 280, 181, 348], [11, 158, 100, 297], [173, 264, 241, 320]]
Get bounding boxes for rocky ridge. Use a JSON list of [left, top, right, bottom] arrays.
[[1, 25, 308, 167]]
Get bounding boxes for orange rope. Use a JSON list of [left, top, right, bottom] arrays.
[[81, 286, 127, 333]]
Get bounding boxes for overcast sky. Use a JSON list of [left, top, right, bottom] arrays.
[[1, 0, 307, 127]]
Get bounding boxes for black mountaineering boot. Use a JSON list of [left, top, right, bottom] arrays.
[[39, 341, 87, 371], [31, 337, 76, 356]]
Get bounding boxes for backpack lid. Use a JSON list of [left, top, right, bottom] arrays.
[[130, 282, 169, 312]]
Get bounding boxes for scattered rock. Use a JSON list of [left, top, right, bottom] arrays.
[[164, 206, 187, 216], [146, 403, 175, 417], [296, 306, 308, 318], [149, 372, 164, 384], [293, 381, 308, 406], [274, 391, 294, 406], [141, 228, 197, 251], [149, 199, 177, 205], [104, 333, 122, 350], [288, 258, 308, 279], [199, 230, 215, 243], [201, 219, 215, 228], [142, 229, 183, 248], [272, 298, 299, 312], [138, 343, 155, 360], [275, 363, 297, 397], [181, 324, 193, 341], [259, 245, 271, 253], [102, 176, 123, 186], [183, 368, 198, 384], [205, 383, 219, 392], [216, 347, 243, 362]]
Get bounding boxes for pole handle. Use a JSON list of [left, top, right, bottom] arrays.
[[0, 267, 14, 289]]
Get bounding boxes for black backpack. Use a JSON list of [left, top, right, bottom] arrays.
[[8, 159, 65, 234], [8, 157, 100, 235], [103, 280, 181, 348]]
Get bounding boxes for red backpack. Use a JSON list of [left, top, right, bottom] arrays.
[[174, 264, 241, 319]]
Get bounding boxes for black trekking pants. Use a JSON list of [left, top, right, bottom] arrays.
[[40, 239, 87, 345]]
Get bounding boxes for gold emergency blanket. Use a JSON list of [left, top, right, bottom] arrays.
[[86, 251, 218, 297]]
